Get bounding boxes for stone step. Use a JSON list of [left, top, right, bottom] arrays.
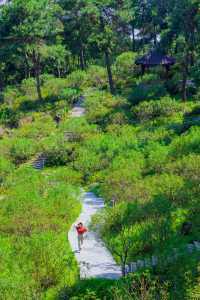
[[31, 156, 46, 170], [125, 265, 129, 274], [130, 262, 137, 272], [194, 241, 200, 251], [152, 256, 158, 266], [137, 259, 145, 269], [187, 244, 195, 253], [127, 241, 200, 275], [173, 247, 179, 259], [144, 258, 151, 268]]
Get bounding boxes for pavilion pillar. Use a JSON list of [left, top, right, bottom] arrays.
[[141, 65, 145, 75]]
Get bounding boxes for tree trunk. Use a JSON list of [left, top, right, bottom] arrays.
[[57, 66, 61, 78], [24, 52, 31, 79], [35, 69, 42, 101], [153, 24, 157, 46], [32, 50, 42, 101], [0, 76, 4, 91], [131, 24, 135, 52], [182, 50, 190, 101], [122, 263, 126, 277], [105, 49, 115, 95], [80, 44, 85, 70], [99, 13, 115, 94], [121, 256, 127, 277]]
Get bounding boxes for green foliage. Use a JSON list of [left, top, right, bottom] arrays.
[[60, 88, 80, 104], [85, 65, 108, 90], [20, 78, 37, 100], [42, 78, 72, 99], [85, 89, 126, 126], [3, 87, 20, 106], [0, 0, 200, 297], [42, 141, 75, 167], [145, 142, 169, 173], [170, 127, 200, 158], [0, 157, 15, 185], [115, 52, 137, 77], [0, 105, 18, 127], [66, 70, 87, 90], [114, 52, 139, 90], [132, 97, 181, 122], [0, 166, 81, 300], [129, 82, 167, 105], [9, 137, 38, 164]]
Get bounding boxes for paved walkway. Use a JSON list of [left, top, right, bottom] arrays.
[[70, 98, 85, 117], [68, 192, 122, 279]]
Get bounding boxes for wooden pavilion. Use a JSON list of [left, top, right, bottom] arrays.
[[135, 50, 175, 75]]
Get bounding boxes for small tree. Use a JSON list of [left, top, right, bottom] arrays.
[[0, 0, 63, 100], [107, 226, 134, 276]]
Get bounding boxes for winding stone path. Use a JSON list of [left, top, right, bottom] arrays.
[[70, 98, 85, 117], [68, 192, 122, 279], [68, 98, 121, 279]]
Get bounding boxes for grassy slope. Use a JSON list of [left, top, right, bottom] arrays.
[[1, 61, 200, 299]]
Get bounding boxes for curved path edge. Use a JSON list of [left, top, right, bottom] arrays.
[[68, 192, 122, 279]]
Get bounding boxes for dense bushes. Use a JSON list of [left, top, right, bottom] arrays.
[[84, 89, 127, 126], [169, 126, 200, 157], [114, 52, 139, 91], [9, 137, 37, 164], [132, 97, 181, 121], [1, 49, 200, 300], [0, 157, 15, 185], [129, 81, 167, 105], [66, 70, 86, 89], [0, 166, 81, 300], [85, 65, 108, 90], [0, 106, 19, 127]]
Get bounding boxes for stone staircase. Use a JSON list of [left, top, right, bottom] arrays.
[[70, 96, 85, 117], [26, 99, 85, 171], [30, 154, 46, 170], [126, 241, 200, 274]]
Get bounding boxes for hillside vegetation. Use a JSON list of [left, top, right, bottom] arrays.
[[1, 0, 200, 299]]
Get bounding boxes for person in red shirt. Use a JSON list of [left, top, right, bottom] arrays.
[[76, 222, 87, 251]]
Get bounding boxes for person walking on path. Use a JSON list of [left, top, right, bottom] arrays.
[[76, 222, 87, 251]]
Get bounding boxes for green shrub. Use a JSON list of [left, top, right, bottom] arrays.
[[42, 77, 69, 99], [3, 87, 20, 107], [20, 78, 37, 100], [114, 52, 139, 90], [85, 89, 126, 126], [129, 82, 167, 104], [115, 52, 137, 77], [43, 167, 83, 186], [40, 73, 55, 84], [60, 88, 80, 104], [145, 142, 169, 173], [0, 157, 15, 184], [169, 126, 200, 158], [16, 113, 56, 139], [9, 138, 38, 164], [0, 105, 19, 127], [41, 133, 75, 167], [100, 152, 144, 202], [0, 166, 81, 300], [132, 97, 181, 122], [85, 65, 108, 90], [66, 70, 86, 89], [60, 117, 98, 141]]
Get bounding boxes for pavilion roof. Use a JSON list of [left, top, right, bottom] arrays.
[[135, 50, 175, 66]]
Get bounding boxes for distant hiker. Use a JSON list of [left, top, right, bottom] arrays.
[[181, 222, 192, 236], [54, 114, 61, 126], [76, 222, 87, 251]]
